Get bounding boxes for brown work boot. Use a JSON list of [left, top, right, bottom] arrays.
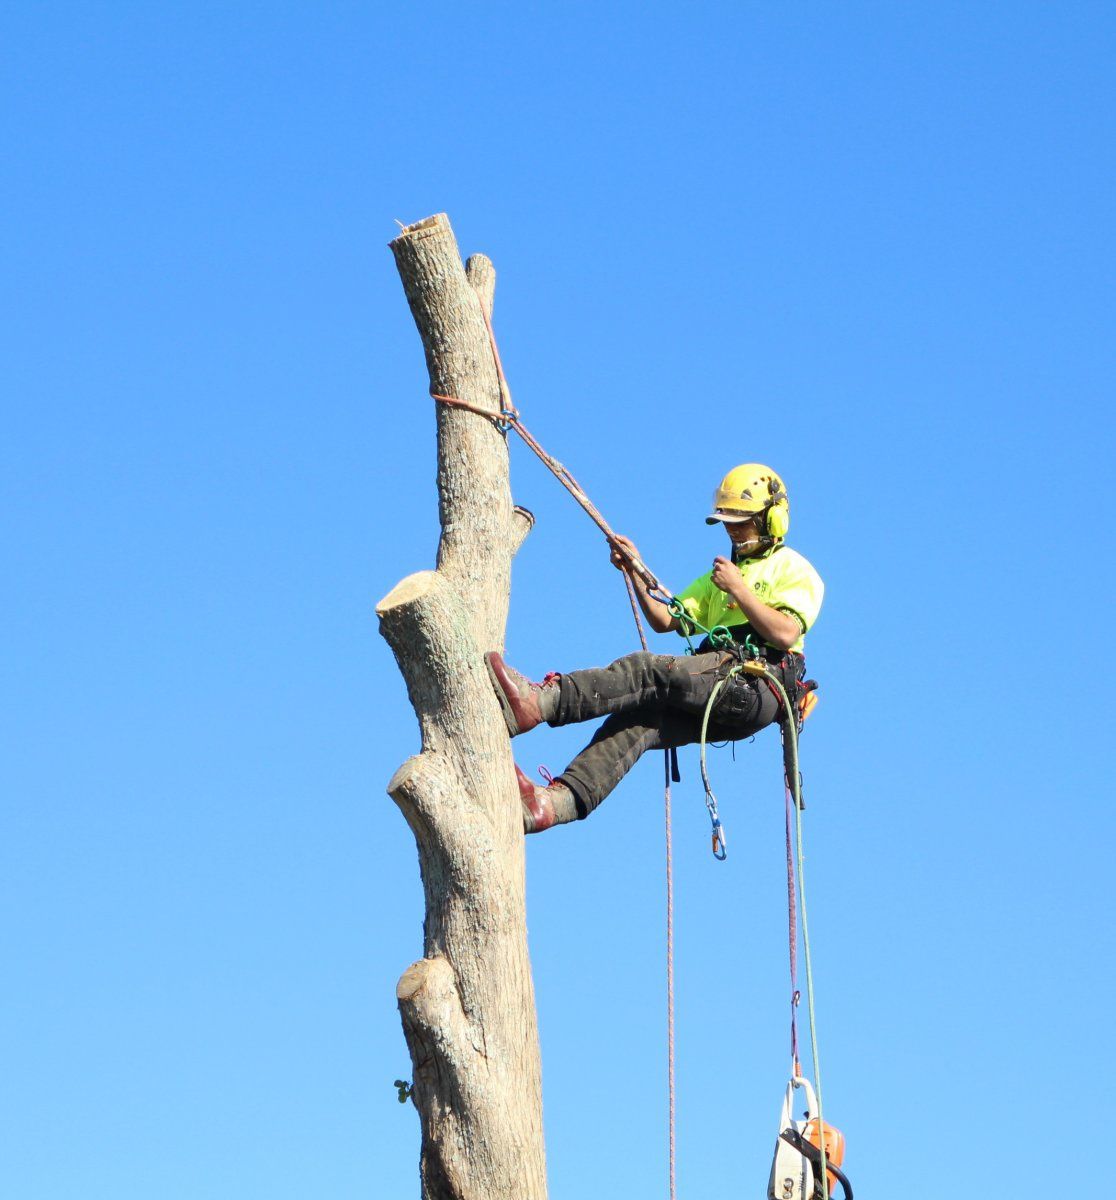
[[513, 764, 577, 834], [484, 651, 557, 737]]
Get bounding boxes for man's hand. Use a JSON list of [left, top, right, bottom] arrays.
[[609, 534, 642, 573], [711, 556, 740, 595], [609, 533, 677, 633], [711, 554, 801, 651]]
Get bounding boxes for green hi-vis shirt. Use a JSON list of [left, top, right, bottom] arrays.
[[674, 544, 824, 654]]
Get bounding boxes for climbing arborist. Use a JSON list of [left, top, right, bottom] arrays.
[[485, 463, 825, 832]]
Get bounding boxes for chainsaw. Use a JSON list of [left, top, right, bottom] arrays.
[[767, 1077, 852, 1200]]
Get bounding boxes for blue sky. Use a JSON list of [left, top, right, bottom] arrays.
[[2, 3, 1113, 1197]]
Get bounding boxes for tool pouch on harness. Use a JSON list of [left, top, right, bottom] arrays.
[[709, 660, 766, 723], [767, 1077, 851, 1200]]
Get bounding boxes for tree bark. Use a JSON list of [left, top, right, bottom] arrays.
[[378, 214, 547, 1200]]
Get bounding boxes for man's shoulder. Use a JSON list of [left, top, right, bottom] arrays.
[[772, 544, 813, 569], [773, 545, 823, 583]]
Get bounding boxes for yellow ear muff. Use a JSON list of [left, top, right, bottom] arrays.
[[767, 501, 790, 538]]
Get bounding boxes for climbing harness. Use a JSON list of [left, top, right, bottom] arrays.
[[432, 292, 844, 1200]]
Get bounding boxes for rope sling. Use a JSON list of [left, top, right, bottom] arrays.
[[432, 295, 829, 1200]]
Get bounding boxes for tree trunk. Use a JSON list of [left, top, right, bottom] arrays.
[[377, 214, 548, 1200]]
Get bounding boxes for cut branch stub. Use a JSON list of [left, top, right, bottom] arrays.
[[465, 253, 496, 321], [377, 571, 494, 758]]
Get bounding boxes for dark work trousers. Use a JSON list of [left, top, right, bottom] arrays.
[[551, 650, 781, 818]]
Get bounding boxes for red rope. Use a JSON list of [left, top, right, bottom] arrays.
[[664, 749, 677, 1200], [786, 778, 801, 1077], [623, 563, 676, 1200]]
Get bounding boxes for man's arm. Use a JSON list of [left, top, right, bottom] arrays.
[[710, 556, 802, 651], [609, 534, 678, 634]]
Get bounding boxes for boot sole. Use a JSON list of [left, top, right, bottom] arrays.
[[484, 652, 521, 737]]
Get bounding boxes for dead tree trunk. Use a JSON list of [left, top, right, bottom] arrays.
[[377, 214, 547, 1200]]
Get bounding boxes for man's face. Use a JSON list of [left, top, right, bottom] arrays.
[[725, 513, 766, 557]]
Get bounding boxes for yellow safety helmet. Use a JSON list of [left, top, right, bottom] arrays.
[[705, 463, 790, 538]]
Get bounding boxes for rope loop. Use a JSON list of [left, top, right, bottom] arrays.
[[707, 624, 736, 652], [665, 596, 699, 655], [662, 597, 767, 663]]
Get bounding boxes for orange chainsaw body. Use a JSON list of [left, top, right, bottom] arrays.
[[803, 1119, 845, 1196]]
